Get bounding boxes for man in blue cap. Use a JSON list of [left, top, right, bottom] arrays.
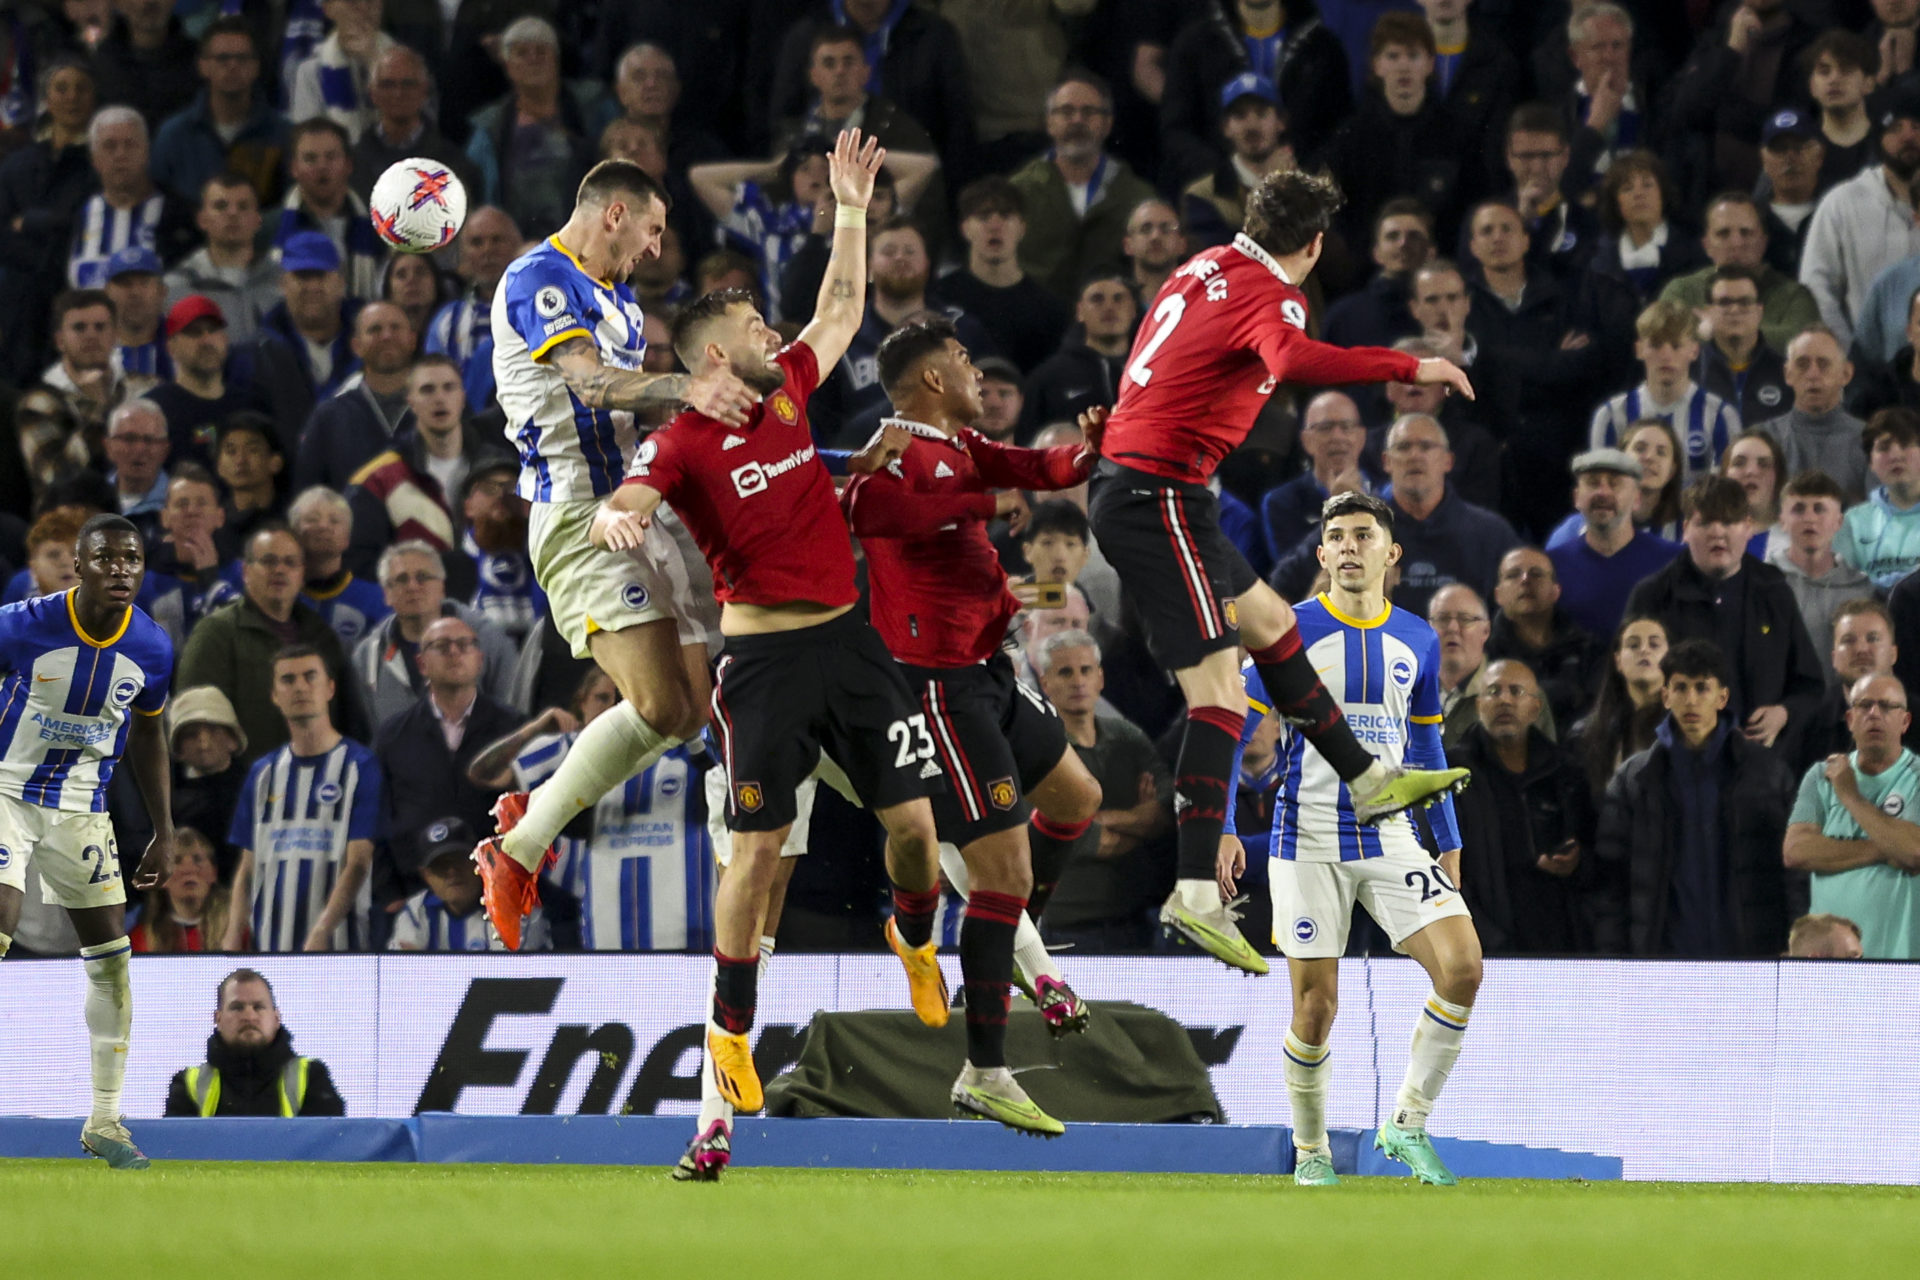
[[104, 246, 171, 379], [256, 230, 361, 413], [1180, 73, 1297, 251]]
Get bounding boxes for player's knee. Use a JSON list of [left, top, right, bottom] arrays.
[[1437, 951, 1482, 1003], [627, 682, 695, 738], [1295, 989, 1337, 1041], [1046, 775, 1102, 826]]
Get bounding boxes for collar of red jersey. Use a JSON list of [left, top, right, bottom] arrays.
[[880, 416, 966, 449], [1232, 233, 1294, 285]]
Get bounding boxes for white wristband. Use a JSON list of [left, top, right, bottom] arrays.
[[834, 206, 867, 229]]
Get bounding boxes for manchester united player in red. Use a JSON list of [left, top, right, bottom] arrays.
[[1090, 169, 1475, 973], [589, 131, 947, 1132], [841, 316, 1105, 1134]]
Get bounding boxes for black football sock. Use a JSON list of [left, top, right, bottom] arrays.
[[1025, 812, 1089, 922], [711, 949, 758, 1035], [1174, 706, 1244, 882], [960, 890, 1025, 1069], [1249, 631, 1373, 781], [890, 886, 940, 948]]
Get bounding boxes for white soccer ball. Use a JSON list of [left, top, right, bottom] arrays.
[[369, 158, 468, 253]]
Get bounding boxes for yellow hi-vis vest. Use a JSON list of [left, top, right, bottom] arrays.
[[183, 1057, 313, 1117]]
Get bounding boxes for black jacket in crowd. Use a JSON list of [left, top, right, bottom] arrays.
[[164, 1028, 345, 1118], [1591, 720, 1800, 957], [1623, 552, 1827, 757], [1485, 607, 1605, 732], [1699, 338, 1793, 428], [1161, 0, 1352, 182], [1021, 343, 1128, 440], [1449, 724, 1599, 955], [1324, 88, 1477, 251], [373, 691, 523, 905]]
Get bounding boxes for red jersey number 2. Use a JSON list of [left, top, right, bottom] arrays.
[[1127, 295, 1186, 388]]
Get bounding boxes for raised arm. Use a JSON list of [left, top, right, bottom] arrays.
[[797, 130, 886, 370], [550, 335, 754, 424], [466, 707, 577, 789], [882, 150, 940, 211], [688, 157, 782, 221]]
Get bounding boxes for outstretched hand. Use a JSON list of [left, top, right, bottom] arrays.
[[828, 129, 886, 212], [1076, 404, 1109, 461], [848, 421, 912, 474], [1414, 358, 1475, 400]]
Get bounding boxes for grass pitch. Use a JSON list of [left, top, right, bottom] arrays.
[[4, 1163, 1912, 1280]]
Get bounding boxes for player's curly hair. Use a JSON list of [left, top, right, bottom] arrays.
[[1242, 169, 1344, 259]]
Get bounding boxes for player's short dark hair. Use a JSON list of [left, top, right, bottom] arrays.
[[76, 513, 140, 552], [271, 643, 326, 674], [1320, 490, 1395, 536], [218, 968, 276, 1009], [576, 160, 671, 215], [876, 315, 959, 397], [290, 116, 351, 153], [670, 287, 757, 365], [1680, 475, 1751, 525], [1242, 169, 1344, 258], [957, 175, 1025, 222], [1863, 406, 1920, 452], [1506, 101, 1569, 146], [1780, 469, 1846, 505], [1661, 638, 1729, 686], [51, 288, 114, 329], [1022, 499, 1090, 544]]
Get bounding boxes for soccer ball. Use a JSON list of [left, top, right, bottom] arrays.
[[369, 158, 468, 253]]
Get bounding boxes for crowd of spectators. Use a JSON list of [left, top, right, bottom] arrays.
[[3, 0, 1919, 962]]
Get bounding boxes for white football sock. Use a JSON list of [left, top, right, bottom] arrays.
[[1393, 992, 1472, 1132], [1013, 911, 1062, 986], [80, 939, 132, 1127], [1176, 878, 1218, 914], [503, 701, 677, 869], [1284, 1030, 1330, 1151]]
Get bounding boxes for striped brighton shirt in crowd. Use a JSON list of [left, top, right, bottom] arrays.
[[230, 737, 382, 952], [0, 591, 172, 813], [514, 735, 712, 950], [68, 192, 167, 288], [1588, 380, 1741, 485], [389, 889, 505, 951]]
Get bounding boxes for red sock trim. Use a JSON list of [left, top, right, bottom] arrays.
[[1189, 705, 1246, 737], [1031, 812, 1091, 840], [1249, 629, 1301, 665], [714, 949, 757, 970], [966, 889, 1028, 927], [892, 887, 940, 914]]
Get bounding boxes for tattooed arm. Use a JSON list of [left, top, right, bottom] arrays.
[[551, 337, 754, 424], [796, 130, 887, 371]]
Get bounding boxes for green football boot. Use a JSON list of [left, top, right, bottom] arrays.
[[951, 1065, 1065, 1137], [1375, 1119, 1458, 1185], [1293, 1148, 1340, 1186], [1158, 897, 1270, 974], [1350, 764, 1470, 825]]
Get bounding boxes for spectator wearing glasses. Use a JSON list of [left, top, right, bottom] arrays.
[[348, 44, 478, 205], [1486, 546, 1602, 731], [1592, 638, 1798, 957], [149, 19, 289, 210], [176, 525, 361, 768], [1658, 192, 1820, 353], [1449, 657, 1597, 955], [350, 540, 517, 732], [101, 400, 171, 538], [1692, 265, 1791, 430], [1260, 390, 1380, 566], [1010, 72, 1156, 304], [1784, 673, 1920, 959], [1120, 197, 1187, 313], [1495, 102, 1598, 282], [374, 615, 521, 904], [1803, 598, 1899, 766], [1429, 582, 1549, 749]]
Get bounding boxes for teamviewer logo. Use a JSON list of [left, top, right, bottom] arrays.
[[731, 462, 768, 498]]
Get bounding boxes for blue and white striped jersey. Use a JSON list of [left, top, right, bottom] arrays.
[[0, 591, 172, 814], [514, 734, 712, 950], [1228, 594, 1461, 861], [389, 889, 504, 952], [491, 237, 650, 503], [426, 294, 490, 368], [230, 738, 382, 952], [68, 192, 167, 288], [1588, 381, 1740, 485]]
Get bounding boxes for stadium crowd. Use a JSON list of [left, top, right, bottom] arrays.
[[1, 0, 1918, 963]]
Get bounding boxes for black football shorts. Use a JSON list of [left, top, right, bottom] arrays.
[[900, 653, 1071, 848]]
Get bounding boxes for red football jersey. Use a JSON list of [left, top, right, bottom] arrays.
[[626, 342, 858, 609], [842, 420, 1089, 667], [1100, 233, 1422, 483]]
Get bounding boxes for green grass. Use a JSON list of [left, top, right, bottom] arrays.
[[3, 1163, 1913, 1280]]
